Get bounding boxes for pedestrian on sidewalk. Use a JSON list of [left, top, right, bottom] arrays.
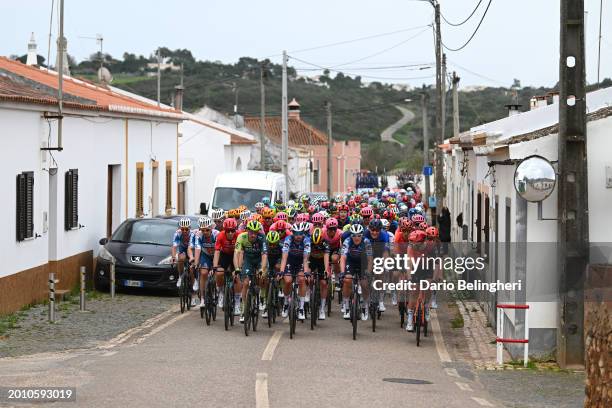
[[438, 206, 451, 255]]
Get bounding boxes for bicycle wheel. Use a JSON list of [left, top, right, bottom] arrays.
[[326, 282, 332, 317], [371, 302, 377, 333], [351, 294, 359, 341], [252, 289, 259, 332], [224, 284, 231, 331], [205, 281, 213, 326], [244, 291, 251, 337], [289, 295, 296, 339], [399, 301, 405, 328], [415, 303, 422, 347], [267, 283, 274, 328], [229, 288, 235, 327], [310, 285, 317, 330]]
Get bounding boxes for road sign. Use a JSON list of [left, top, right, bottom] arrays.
[[428, 196, 437, 208], [423, 166, 433, 176]]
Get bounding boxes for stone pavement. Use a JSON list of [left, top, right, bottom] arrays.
[[0, 290, 175, 358]]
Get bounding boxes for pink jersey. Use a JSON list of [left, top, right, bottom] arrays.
[[323, 227, 342, 250]]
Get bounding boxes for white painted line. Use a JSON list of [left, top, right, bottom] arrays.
[[444, 368, 460, 378], [102, 351, 117, 357], [471, 397, 494, 406], [455, 382, 473, 392], [133, 311, 190, 345], [255, 372, 269, 408], [261, 331, 283, 361], [430, 310, 451, 363]]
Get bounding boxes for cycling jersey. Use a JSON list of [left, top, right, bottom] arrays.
[[282, 235, 311, 267], [393, 230, 411, 255], [235, 232, 267, 263], [341, 237, 373, 266], [323, 228, 342, 252], [364, 229, 390, 258], [215, 231, 236, 255], [193, 229, 219, 267], [389, 220, 399, 234], [172, 229, 192, 254], [309, 239, 330, 260]]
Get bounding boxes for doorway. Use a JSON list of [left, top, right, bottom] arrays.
[[107, 165, 121, 237], [178, 181, 186, 215], [151, 163, 159, 217]]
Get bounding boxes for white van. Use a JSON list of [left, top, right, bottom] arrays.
[[204, 171, 286, 213]]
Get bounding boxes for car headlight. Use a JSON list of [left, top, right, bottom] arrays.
[[98, 246, 114, 262], [158, 256, 173, 265]]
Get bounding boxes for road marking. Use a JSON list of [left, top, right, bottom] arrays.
[[132, 311, 190, 345], [455, 382, 473, 392], [261, 331, 283, 361], [471, 397, 495, 406], [255, 373, 269, 408], [444, 368, 460, 378], [430, 310, 451, 363], [101, 351, 117, 357]]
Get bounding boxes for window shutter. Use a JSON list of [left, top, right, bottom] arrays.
[[16, 172, 34, 241], [65, 169, 78, 230], [136, 163, 144, 217], [16, 173, 25, 241], [25, 172, 34, 239], [165, 161, 172, 213]]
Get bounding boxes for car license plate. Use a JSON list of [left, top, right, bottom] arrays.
[[123, 280, 143, 288]]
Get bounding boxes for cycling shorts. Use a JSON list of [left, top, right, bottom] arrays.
[[309, 258, 327, 280], [199, 254, 213, 269], [240, 259, 261, 281], [219, 252, 234, 271]]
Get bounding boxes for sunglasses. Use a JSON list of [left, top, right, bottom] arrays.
[[327, 227, 337, 231], [225, 229, 236, 233], [264, 217, 273, 221], [180, 227, 190, 232], [201, 228, 212, 233], [351, 234, 363, 238], [369, 228, 381, 232]]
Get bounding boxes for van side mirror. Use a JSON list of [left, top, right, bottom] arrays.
[[99, 237, 108, 245], [200, 202, 208, 215]]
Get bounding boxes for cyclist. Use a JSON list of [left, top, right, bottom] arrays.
[[262, 230, 283, 318], [279, 222, 311, 320], [339, 224, 373, 321], [172, 218, 194, 291], [310, 227, 331, 320], [212, 217, 239, 314], [210, 208, 225, 231], [310, 212, 325, 232], [193, 217, 218, 307], [261, 207, 276, 233], [323, 217, 342, 277], [405, 229, 434, 331], [364, 218, 390, 312], [234, 220, 268, 323]]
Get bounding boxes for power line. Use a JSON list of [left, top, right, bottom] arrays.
[[442, 0, 493, 52], [441, 0, 484, 26], [446, 59, 505, 85]]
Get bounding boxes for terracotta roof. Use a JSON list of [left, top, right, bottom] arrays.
[[231, 134, 256, 145], [187, 115, 256, 145], [243, 116, 327, 146], [0, 57, 182, 120]]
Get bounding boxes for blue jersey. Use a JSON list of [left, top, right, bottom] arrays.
[[172, 229, 192, 253], [364, 229, 390, 258], [341, 237, 373, 266], [193, 230, 218, 258], [282, 235, 311, 266], [389, 220, 399, 234]]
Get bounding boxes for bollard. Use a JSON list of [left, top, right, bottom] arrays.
[[79, 266, 86, 311], [110, 257, 116, 298], [48, 273, 56, 323]]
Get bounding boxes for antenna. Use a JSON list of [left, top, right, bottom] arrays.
[[79, 33, 104, 71]]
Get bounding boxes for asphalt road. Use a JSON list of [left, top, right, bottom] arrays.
[[380, 105, 415, 146], [0, 300, 500, 408]]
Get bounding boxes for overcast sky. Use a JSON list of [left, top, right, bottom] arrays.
[[1, 0, 610, 88]]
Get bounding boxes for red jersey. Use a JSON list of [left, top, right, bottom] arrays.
[[215, 231, 236, 255]]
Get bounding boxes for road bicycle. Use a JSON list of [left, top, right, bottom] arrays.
[[176, 261, 192, 314], [288, 267, 300, 340], [369, 282, 381, 333], [243, 271, 260, 336], [349, 272, 362, 341], [266, 270, 279, 328], [413, 289, 429, 347], [201, 271, 217, 325], [222, 268, 235, 331]]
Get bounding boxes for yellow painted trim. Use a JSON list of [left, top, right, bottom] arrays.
[[136, 162, 145, 170], [124, 119, 128, 218], [176, 123, 179, 215]]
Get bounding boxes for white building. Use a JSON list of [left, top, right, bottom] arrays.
[[443, 86, 612, 359], [0, 57, 183, 315]]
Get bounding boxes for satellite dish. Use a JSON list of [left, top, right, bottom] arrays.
[[97, 67, 113, 84]]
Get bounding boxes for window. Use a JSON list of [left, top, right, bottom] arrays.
[[136, 162, 144, 217], [64, 169, 79, 230], [165, 161, 172, 213], [16, 171, 34, 241], [313, 160, 320, 185]]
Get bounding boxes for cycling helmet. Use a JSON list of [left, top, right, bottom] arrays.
[[227, 209, 238, 219], [292, 222, 308, 234], [240, 209, 251, 221], [287, 200, 295, 207], [255, 202, 264, 211], [274, 211, 288, 222], [262, 207, 275, 219], [311, 212, 325, 224], [411, 214, 425, 224], [300, 194, 310, 203], [380, 218, 390, 229], [262, 197, 271, 205], [368, 218, 383, 230], [211, 208, 225, 220], [246, 220, 262, 232], [408, 208, 419, 217], [238, 205, 247, 212], [296, 213, 310, 223], [198, 217, 213, 229], [178, 218, 191, 228], [338, 204, 349, 212], [325, 218, 338, 228], [311, 228, 323, 245], [273, 220, 288, 231], [251, 213, 263, 223], [349, 223, 364, 235], [426, 226, 439, 239], [418, 222, 429, 231], [409, 230, 427, 243], [266, 230, 280, 244], [349, 213, 363, 224], [360, 206, 373, 217], [286, 207, 297, 218], [275, 203, 286, 212], [223, 218, 237, 230], [400, 219, 413, 231]]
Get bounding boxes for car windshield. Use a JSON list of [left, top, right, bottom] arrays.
[[212, 187, 271, 211], [111, 220, 177, 246]]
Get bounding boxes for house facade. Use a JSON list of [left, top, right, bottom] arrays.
[[0, 57, 183, 315], [442, 86, 612, 359]]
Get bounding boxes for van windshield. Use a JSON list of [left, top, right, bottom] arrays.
[[212, 188, 271, 211]]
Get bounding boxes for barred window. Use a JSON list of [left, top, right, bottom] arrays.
[[16, 171, 34, 241], [64, 169, 79, 229]]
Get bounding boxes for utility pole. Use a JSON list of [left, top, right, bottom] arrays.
[[452, 72, 460, 139], [156, 48, 161, 107], [441, 53, 447, 143], [597, 0, 603, 86], [260, 61, 266, 170], [434, 0, 446, 213], [557, 0, 588, 369], [326, 101, 333, 199], [421, 92, 430, 205], [56, 0, 65, 150], [281, 51, 289, 200]]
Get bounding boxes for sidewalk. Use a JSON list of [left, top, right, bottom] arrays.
[[437, 293, 586, 408], [0, 290, 176, 358]]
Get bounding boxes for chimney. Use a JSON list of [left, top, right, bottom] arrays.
[[547, 91, 560, 105], [530, 95, 547, 110], [505, 103, 522, 117], [288, 98, 300, 120], [173, 84, 184, 111], [55, 35, 70, 76], [26, 33, 38, 66]]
